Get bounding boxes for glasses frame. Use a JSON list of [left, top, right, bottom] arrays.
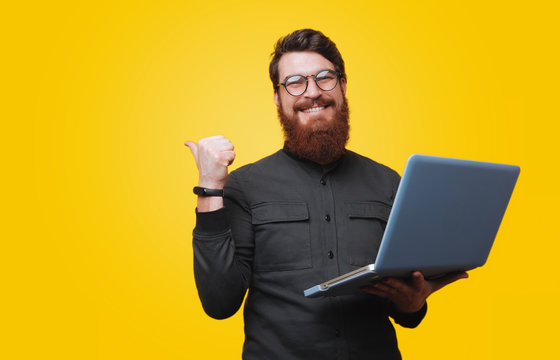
[[277, 69, 341, 96]]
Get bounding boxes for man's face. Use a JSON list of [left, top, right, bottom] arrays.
[[274, 51, 347, 128], [274, 51, 349, 164]]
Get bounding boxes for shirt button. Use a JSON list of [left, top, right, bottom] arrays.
[[320, 178, 326, 185], [327, 251, 334, 259], [325, 214, 331, 222]]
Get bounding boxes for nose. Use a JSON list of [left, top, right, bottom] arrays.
[[304, 76, 322, 99]]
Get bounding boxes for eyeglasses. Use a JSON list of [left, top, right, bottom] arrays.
[[277, 69, 341, 96]]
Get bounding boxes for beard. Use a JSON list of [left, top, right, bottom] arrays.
[[278, 96, 350, 165]]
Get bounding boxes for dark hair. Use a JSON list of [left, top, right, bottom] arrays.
[[269, 29, 346, 91]]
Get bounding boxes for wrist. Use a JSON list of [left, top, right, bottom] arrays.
[[394, 300, 426, 314], [198, 178, 226, 189], [197, 196, 224, 212]]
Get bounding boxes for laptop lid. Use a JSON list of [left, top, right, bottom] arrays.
[[373, 154, 520, 278]]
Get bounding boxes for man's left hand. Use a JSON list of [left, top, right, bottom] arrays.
[[361, 271, 469, 313]]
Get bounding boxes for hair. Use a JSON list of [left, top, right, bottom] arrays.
[[269, 29, 346, 91]]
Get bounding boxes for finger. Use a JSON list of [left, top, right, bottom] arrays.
[[184, 141, 198, 160], [435, 272, 468, 289], [196, 135, 226, 149], [198, 138, 234, 155], [214, 150, 235, 166], [411, 271, 425, 290], [203, 135, 226, 141], [429, 272, 468, 292], [437, 271, 468, 285], [381, 277, 409, 293], [445, 271, 468, 280], [360, 285, 389, 297], [198, 136, 230, 150], [223, 150, 236, 166], [371, 281, 398, 295], [214, 140, 235, 152]]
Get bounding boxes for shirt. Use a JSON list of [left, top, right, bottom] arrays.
[[193, 148, 427, 360]]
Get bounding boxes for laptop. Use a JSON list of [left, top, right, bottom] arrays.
[[304, 154, 520, 298]]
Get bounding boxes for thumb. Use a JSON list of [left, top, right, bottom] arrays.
[[184, 141, 198, 160], [411, 271, 425, 289]]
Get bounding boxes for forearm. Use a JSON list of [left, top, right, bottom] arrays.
[[196, 196, 224, 212], [193, 208, 249, 319]]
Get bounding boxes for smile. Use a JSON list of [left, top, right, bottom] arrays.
[[302, 106, 326, 113]]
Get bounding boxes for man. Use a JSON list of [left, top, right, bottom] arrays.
[[185, 29, 467, 359]]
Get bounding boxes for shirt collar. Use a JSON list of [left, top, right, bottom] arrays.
[[281, 144, 346, 175]]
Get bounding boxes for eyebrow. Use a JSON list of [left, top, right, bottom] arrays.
[[283, 68, 336, 80]]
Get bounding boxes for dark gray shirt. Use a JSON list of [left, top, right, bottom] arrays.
[[193, 149, 427, 360]]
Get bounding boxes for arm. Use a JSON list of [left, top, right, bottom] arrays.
[[186, 136, 253, 319], [192, 204, 252, 319], [362, 271, 468, 327]]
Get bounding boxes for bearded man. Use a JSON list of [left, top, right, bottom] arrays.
[[185, 29, 466, 360]]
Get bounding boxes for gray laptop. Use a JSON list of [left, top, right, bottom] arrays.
[[304, 154, 520, 298]]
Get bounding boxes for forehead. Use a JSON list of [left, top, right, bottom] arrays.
[[277, 51, 335, 79]]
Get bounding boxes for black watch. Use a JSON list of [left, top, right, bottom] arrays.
[[193, 186, 224, 197]]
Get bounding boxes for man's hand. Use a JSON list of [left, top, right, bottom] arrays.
[[361, 271, 468, 313], [185, 135, 235, 212], [185, 135, 235, 189]]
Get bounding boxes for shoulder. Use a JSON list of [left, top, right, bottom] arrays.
[[225, 150, 291, 203], [344, 150, 401, 181], [342, 150, 401, 200], [229, 150, 284, 179], [227, 150, 292, 190]]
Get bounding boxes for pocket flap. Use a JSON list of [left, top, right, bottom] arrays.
[[346, 201, 391, 221], [251, 202, 309, 225]]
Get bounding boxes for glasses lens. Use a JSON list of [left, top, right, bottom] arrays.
[[315, 70, 339, 91], [284, 75, 307, 96]]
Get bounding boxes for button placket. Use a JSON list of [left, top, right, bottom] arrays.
[[318, 173, 338, 278]]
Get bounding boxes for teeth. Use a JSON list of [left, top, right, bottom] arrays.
[[302, 106, 325, 113]]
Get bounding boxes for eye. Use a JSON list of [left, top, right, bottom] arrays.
[[316, 70, 336, 81], [285, 75, 306, 86]]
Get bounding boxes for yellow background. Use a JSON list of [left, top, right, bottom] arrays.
[[3, 0, 559, 358]]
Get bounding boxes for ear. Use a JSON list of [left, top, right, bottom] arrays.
[[340, 78, 347, 95], [274, 90, 280, 107]]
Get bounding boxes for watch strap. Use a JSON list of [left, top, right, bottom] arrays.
[[193, 186, 224, 197]]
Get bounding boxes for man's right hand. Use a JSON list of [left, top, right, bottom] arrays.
[[185, 136, 235, 212], [185, 135, 236, 189]]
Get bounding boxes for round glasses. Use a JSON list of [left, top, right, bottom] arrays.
[[277, 70, 341, 96]]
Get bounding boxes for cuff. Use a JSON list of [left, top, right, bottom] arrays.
[[194, 207, 229, 235], [391, 301, 428, 328]]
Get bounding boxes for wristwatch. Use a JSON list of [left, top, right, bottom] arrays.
[[193, 186, 224, 197]]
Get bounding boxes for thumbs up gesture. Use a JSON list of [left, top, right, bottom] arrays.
[[185, 135, 236, 189]]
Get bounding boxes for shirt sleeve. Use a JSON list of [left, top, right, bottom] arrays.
[[192, 171, 254, 319], [389, 301, 428, 328]]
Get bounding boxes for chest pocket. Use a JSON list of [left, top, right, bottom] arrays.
[[345, 201, 391, 266], [251, 202, 312, 272]]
